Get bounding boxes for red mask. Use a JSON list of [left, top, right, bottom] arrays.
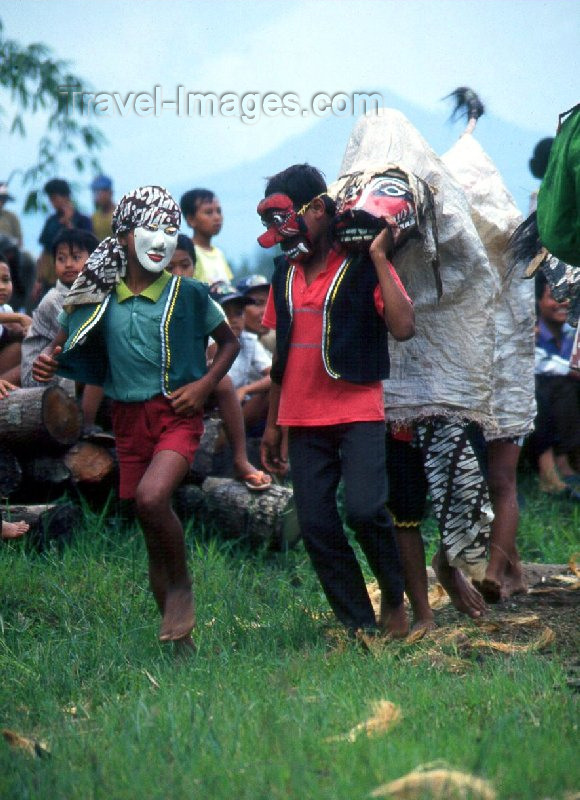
[[256, 193, 312, 260], [334, 171, 417, 251]]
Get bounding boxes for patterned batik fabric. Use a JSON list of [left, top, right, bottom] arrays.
[[64, 185, 181, 310], [416, 418, 492, 581]]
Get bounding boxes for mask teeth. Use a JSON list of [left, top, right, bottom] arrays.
[[297, 241, 309, 254], [340, 228, 375, 242]]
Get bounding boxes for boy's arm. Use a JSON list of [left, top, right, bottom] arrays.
[[169, 321, 240, 415], [0, 311, 33, 334], [31, 328, 67, 382], [260, 365, 288, 475], [369, 227, 415, 341], [236, 368, 271, 403]]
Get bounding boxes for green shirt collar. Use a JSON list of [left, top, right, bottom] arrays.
[[116, 270, 171, 303]]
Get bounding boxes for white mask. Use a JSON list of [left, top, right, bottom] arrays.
[[134, 221, 178, 272]]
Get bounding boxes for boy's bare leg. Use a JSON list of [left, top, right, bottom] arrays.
[[538, 448, 568, 492], [478, 440, 526, 601], [214, 376, 269, 482], [134, 450, 195, 642], [81, 385, 105, 428], [394, 527, 436, 633], [432, 548, 486, 618], [241, 392, 269, 429]]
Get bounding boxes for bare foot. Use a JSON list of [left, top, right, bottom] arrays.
[[234, 458, 272, 491], [159, 585, 195, 642], [379, 601, 409, 639], [432, 549, 486, 619], [409, 617, 437, 637], [1, 520, 29, 540], [502, 559, 528, 598]]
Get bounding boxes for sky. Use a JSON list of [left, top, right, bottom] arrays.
[[1, 0, 579, 263]]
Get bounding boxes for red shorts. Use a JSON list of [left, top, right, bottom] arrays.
[[112, 395, 204, 500]]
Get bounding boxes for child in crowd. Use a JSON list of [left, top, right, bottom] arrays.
[[21, 229, 105, 431], [180, 189, 234, 284], [33, 186, 240, 648], [210, 280, 272, 434], [0, 260, 32, 383], [259, 164, 414, 636], [237, 274, 276, 354], [533, 271, 580, 495], [168, 236, 271, 490], [33, 178, 93, 305], [91, 174, 115, 241]]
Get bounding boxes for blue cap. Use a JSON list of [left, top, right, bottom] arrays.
[[209, 280, 255, 307], [236, 274, 270, 294], [90, 174, 113, 191]]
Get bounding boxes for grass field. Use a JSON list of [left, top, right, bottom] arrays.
[[0, 475, 578, 800]]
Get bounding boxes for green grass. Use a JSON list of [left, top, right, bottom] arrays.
[[0, 479, 578, 800]]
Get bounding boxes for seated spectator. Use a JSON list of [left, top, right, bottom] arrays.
[[32, 179, 93, 305], [0, 183, 22, 247], [210, 280, 272, 434], [0, 259, 32, 383], [0, 235, 35, 314], [91, 174, 115, 241], [237, 274, 276, 354], [532, 271, 580, 494], [167, 239, 271, 490], [21, 228, 104, 431]]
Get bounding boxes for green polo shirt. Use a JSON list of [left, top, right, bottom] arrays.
[[58, 271, 225, 402]]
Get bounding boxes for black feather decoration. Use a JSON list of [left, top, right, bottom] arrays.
[[445, 87, 485, 122], [507, 212, 542, 264]]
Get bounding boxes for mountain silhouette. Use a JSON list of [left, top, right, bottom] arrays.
[[172, 87, 544, 269]]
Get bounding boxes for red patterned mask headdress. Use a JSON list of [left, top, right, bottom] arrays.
[[333, 169, 418, 253], [256, 193, 316, 261]]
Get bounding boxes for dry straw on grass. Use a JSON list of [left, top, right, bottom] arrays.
[[326, 699, 401, 742], [370, 767, 496, 799], [2, 728, 50, 758]]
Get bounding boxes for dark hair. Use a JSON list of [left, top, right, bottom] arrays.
[[44, 178, 71, 198], [264, 164, 335, 214], [180, 189, 216, 218], [529, 138, 554, 180], [175, 233, 196, 263], [535, 270, 549, 314], [51, 228, 99, 258]]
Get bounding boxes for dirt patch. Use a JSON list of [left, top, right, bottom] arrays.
[[358, 564, 579, 685]]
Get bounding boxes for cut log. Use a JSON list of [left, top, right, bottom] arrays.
[[189, 417, 224, 483], [0, 443, 22, 497], [174, 477, 300, 549], [0, 386, 82, 449], [22, 457, 71, 486], [188, 417, 264, 483], [3, 502, 82, 552], [15, 456, 72, 502], [64, 442, 115, 484]]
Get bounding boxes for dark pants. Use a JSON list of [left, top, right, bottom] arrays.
[[288, 422, 403, 631], [533, 375, 580, 457]]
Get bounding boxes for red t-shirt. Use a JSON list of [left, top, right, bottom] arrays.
[[262, 250, 400, 427]]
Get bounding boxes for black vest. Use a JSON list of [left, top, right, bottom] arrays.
[[270, 252, 390, 385]]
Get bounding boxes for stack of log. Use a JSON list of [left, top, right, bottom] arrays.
[[0, 385, 114, 550], [0, 392, 299, 550]]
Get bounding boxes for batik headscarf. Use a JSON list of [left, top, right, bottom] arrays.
[[64, 185, 181, 309]]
